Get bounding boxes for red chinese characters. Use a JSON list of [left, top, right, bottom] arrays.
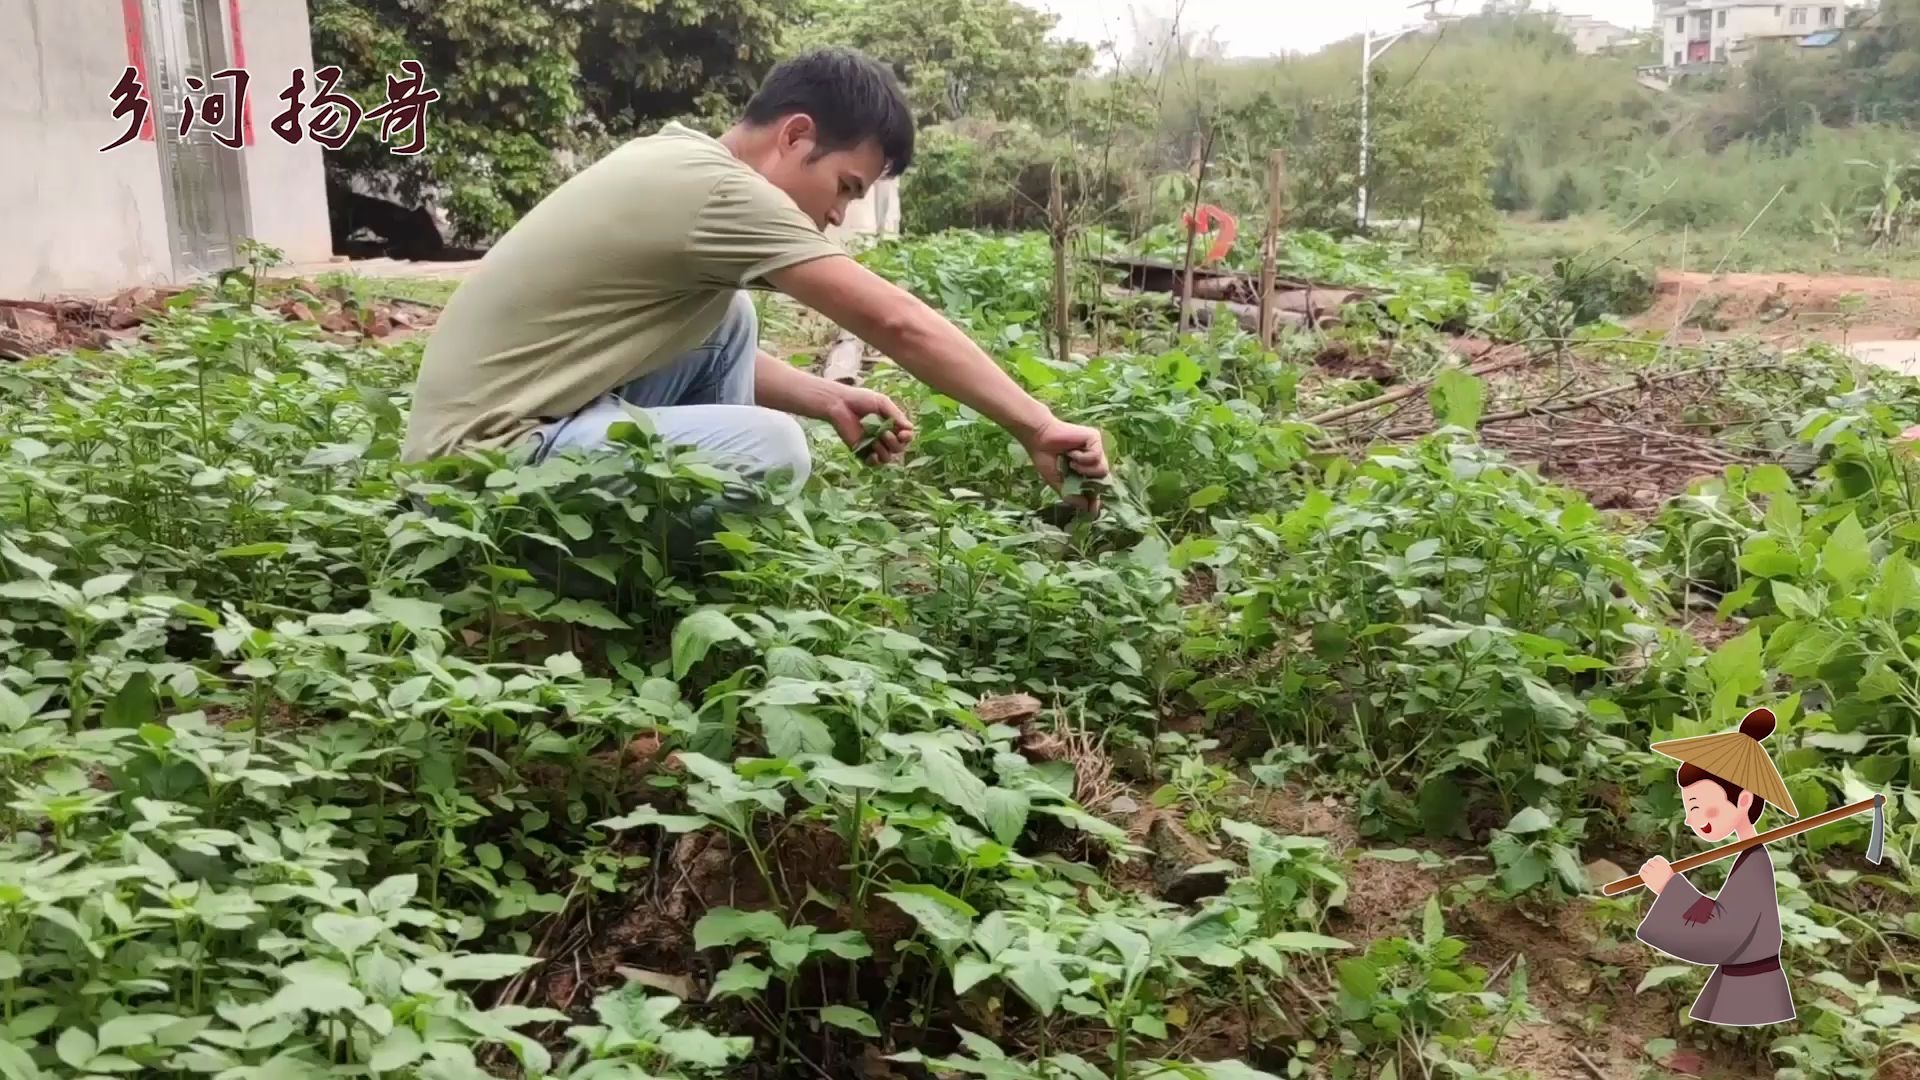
[[104, 64, 438, 154], [100, 66, 152, 152], [177, 68, 250, 149]]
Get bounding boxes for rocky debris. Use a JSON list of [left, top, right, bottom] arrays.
[[1, 280, 439, 361], [1584, 858, 1627, 891], [973, 693, 1043, 726], [1148, 813, 1231, 905], [0, 287, 182, 358]]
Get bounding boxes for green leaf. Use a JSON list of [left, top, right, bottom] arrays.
[[54, 1029, 94, 1071], [672, 609, 752, 679], [102, 674, 155, 730], [81, 573, 132, 600], [369, 1027, 424, 1071], [1421, 896, 1445, 946], [709, 959, 770, 1000], [1429, 367, 1485, 429], [597, 807, 709, 833], [1871, 554, 1920, 618], [1806, 731, 1870, 753], [1188, 485, 1229, 510], [1637, 965, 1696, 993], [0, 540, 55, 581], [547, 599, 631, 630], [435, 954, 539, 982], [1771, 580, 1819, 619], [953, 956, 999, 994], [1265, 932, 1352, 951], [693, 908, 785, 950], [1823, 512, 1871, 589], [1336, 958, 1379, 1000], [367, 875, 418, 914], [1002, 950, 1068, 1016], [1404, 626, 1472, 647], [369, 592, 443, 637], [97, 1013, 180, 1051], [1706, 629, 1765, 697], [660, 1029, 747, 1067], [916, 743, 989, 819], [215, 542, 288, 559], [311, 913, 382, 956], [883, 891, 974, 948], [759, 703, 834, 760], [819, 1005, 881, 1038], [1110, 640, 1143, 673], [1506, 807, 1554, 834], [982, 787, 1030, 846], [0, 1040, 41, 1080]]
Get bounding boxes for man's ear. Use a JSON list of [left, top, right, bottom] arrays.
[[1736, 790, 1754, 814], [777, 113, 818, 154]]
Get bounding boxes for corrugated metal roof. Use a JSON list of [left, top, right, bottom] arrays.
[[1800, 29, 1844, 45]]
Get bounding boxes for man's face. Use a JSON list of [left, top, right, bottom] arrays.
[[759, 115, 887, 231]]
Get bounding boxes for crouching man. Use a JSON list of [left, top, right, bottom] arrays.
[[402, 47, 1108, 533]]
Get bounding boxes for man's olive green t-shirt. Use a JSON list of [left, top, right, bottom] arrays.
[[401, 123, 846, 462]]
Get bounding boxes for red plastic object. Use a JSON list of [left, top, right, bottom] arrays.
[[1181, 204, 1238, 265]]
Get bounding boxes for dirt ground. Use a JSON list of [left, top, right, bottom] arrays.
[[1633, 268, 1920, 348]]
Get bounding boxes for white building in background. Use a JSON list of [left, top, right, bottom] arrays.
[[1557, 12, 1639, 52], [1655, 0, 1858, 70], [1, 0, 332, 296]]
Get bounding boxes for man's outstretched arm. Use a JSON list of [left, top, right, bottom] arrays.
[[753, 350, 913, 464], [766, 255, 1109, 504]]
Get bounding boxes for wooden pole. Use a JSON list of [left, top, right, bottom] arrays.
[[1258, 150, 1287, 348], [1049, 162, 1070, 364], [1176, 126, 1216, 334], [821, 331, 864, 384], [1600, 795, 1883, 896]]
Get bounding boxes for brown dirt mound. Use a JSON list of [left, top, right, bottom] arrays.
[[0, 280, 438, 360], [1634, 269, 1920, 347]]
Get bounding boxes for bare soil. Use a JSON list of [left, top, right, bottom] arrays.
[[1633, 269, 1920, 347]]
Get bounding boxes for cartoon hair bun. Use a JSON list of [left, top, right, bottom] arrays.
[[1739, 707, 1777, 741]]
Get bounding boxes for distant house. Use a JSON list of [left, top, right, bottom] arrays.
[[1654, 0, 1862, 71], [1556, 13, 1639, 54], [1, 0, 333, 297]]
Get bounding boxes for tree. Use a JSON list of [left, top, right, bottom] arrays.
[[313, 0, 791, 244], [1290, 80, 1499, 255], [793, 0, 1092, 127]]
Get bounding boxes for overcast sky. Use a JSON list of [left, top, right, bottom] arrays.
[[1023, 0, 1655, 58]]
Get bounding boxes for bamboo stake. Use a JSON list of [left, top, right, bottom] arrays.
[[1176, 126, 1216, 334], [1600, 794, 1884, 896], [1258, 150, 1287, 348], [1049, 162, 1070, 364]]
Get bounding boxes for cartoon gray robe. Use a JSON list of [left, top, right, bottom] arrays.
[[1635, 846, 1794, 1026]]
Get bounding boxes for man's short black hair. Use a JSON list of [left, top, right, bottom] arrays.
[[743, 47, 915, 178]]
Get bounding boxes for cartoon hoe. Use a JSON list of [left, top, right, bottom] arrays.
[[1600, 792, 1886, 896], [1599, 707, 1888, 1027]]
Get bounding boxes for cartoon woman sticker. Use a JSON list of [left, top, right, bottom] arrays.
[[1634, 707, 1798, 1027]]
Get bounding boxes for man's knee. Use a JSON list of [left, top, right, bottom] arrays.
[[740, 409, 811, 490]]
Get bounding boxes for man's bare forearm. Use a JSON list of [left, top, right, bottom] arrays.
[[752, 350, 837, 419], [872, 303, 1052, 441], [766, 257, 1052, 441]]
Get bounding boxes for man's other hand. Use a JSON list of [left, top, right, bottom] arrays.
[[822, 384, 914, 465], [1024, 419, 1109, 512]]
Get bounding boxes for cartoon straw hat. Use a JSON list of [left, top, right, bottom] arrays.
[[1650, 707, 1800, 819]]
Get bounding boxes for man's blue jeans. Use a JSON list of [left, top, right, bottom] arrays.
[[524, 292, 811, 576], [529, 291, 810, 492]]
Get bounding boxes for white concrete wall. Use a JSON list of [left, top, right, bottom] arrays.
[[0, 0, 175, 297], [235, 0, 331, 264], [0, 0, 331, 298]]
